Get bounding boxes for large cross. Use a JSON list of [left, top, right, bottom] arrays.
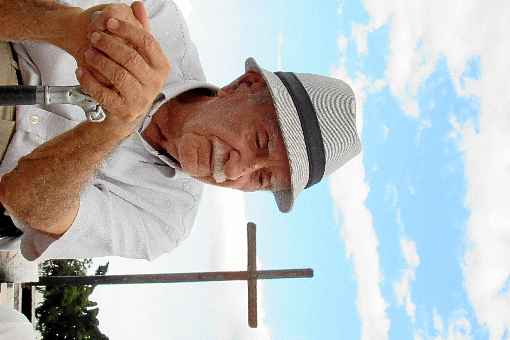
[[26, 223, 313, 328]]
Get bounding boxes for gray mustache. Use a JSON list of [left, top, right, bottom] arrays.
[[212, 140, 227, 183]]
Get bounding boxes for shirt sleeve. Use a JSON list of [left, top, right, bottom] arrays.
[[149, 0, 207, 82], [7, 0, 206, 261], [12, 177, 200, 261]]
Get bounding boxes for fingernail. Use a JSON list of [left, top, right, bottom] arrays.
[[90, 32, 101, 44], [107, 18, 119, 29], [91, 11, 102, 21], [76, 67, 83, 78]]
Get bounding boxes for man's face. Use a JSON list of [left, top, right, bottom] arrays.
[[167, 71, 291, 192]]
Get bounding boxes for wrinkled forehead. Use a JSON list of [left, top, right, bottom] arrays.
[[269, 115, 292, 192], [254, 74, 293, 192]]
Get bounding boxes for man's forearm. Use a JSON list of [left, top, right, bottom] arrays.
[[0, 0, 80, 45], [0, 117, 138, 235]]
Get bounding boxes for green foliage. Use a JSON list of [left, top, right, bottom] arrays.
[[35, 259, 109, 340]]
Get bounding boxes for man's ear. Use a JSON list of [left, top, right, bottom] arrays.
[[241, 70, 264, 86], [218, 71, 264, 96]]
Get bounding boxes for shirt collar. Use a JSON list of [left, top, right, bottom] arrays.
[[135, 80, 219, 169]]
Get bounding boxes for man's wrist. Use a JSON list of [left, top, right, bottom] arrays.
[[88, 114, 143, 139], [47, 7, 84, 53]]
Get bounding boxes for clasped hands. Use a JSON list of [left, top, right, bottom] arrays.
[[70, 2, 171, 125]]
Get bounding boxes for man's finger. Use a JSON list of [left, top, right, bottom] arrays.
[[83, 46, 143, 99], [105, 18, 169, 70], [131, 1, 150, 31], [90, 11, 106, 31], [87, 4, 144, 34], [75, 67, 122, 111], [89, 31, 153, 86]]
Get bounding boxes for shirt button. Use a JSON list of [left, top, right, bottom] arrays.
[[30, 115, 40, 125]]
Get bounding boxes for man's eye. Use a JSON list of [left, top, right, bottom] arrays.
[[257, 170, 272, 190], [258, 171, 264, 187]]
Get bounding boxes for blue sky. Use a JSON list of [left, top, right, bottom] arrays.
[[249, 0, 481, 339], [91, 1, 510, 339]]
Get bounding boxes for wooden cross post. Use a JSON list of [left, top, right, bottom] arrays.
[[26, 222, 313, 328], [247, 222, 258, 327]]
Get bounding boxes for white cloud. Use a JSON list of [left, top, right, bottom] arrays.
[[433, 308, 445, 336], [394, 238, 420, 322], [277, 32, 284, 70], [352, 23, 370, 55], [396, 208, 404, 230], [461, 113, 510, 340], [447, 115, 464, 141], [337, 35, 349, 53], [354, 1, 510, 338], [173, 0, 192, 20], [415, 332, 425, 340], [329, 54, 390, 340], [354, 0, 485, 118], [416, 119, 432, 144], [183, 0, 250, 85], [384, 183, 398, 208], [337, 0, 345, 15], [415, 309, 472, 340], [330, 158, 390, 340], [382, 125, 390, 140], [447, 317, 472, 340], [93, 187, 273, 340]]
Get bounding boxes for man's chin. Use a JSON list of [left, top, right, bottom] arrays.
[[180, 166, 221, 186], [190, 175, 233, 189], [190, 174, 215, 185], [179, 163, 210, 182]]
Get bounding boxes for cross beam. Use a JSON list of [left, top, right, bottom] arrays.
[[26, 223, 314, 328], [25, 269, 312, 285]]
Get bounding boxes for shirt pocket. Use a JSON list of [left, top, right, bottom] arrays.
[[15, 105, 81, 142]]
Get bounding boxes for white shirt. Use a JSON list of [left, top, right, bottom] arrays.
[[0, 0, 218, 261]]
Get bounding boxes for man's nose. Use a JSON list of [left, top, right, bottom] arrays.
[[224, 150, 261, 181]]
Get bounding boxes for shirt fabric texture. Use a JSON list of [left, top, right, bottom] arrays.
[[0, 0, 218, 261]]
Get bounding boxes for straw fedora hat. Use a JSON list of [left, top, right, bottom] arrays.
[[245, 57, 361, 212]]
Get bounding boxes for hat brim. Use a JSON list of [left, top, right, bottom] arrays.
[[245, 57, 309, 213]]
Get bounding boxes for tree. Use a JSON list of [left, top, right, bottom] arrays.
[[35, 259, 110, 340]]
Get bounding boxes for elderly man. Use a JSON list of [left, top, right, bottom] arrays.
[[0, 0, 361, 261]]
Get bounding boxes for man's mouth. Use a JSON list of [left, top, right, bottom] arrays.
[[211, 140, 227, 183]]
